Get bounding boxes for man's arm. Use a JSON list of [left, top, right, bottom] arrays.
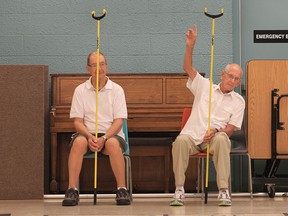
[[183, 24, 198, 80], [218, 124, 236, 137], [74, 117, 94, 140], [102, 118, 123, 139], [203, 124, 236, 143]]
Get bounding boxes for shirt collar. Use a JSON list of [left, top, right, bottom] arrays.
[[216, 83, 234, 96], [85, 76, 112, 91]]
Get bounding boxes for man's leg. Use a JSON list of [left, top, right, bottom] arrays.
[[103, 137, 130, 205], [210, 132, 232, 206], [170, 134, 199, 206], [68, 136, 88, 188], [209, 132, 231, 189], [103, 138, 126, 188], [63, 135, 88, 206]]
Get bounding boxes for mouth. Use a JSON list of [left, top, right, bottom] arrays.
[[228, 83, 234, 87]]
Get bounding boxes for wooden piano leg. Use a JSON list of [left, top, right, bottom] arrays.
[[50, 132, 58, 193]]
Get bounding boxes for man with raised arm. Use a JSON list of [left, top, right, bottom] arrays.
[[170, 24, 245, 206]]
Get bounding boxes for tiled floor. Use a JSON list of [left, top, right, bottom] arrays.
[[1, 193, 288, 216]]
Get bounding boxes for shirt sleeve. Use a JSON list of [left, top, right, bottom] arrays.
[[113, 85, 128, 119], [70, 86, 84, 119], [186, 72, 209, 96], [229, 96, 245, 130]]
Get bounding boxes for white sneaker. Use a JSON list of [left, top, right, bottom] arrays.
[[170, 189, 185, 206], [218, 189, 232, 206]]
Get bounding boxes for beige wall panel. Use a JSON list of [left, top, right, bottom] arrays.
[[247, 60, 288, 159]]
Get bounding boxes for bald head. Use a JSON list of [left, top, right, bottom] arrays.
[[87, 51, 107, 66], [224, 63, 243, 78]]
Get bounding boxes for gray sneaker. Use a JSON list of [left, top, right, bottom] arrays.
[[170, 189, 185, 206], [115, 188, 131, 205], [218, 189, 232, 206], [62, 188, 79, 206]]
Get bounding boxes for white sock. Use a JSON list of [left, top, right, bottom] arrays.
[[117, 187, 127, 190]]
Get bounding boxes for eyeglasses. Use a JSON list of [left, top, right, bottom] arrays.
[[224, 71, 241, 82], [88, 62, 107, 68]]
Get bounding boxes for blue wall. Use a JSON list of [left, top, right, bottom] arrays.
[[2, 0, 288, 194], [240, 0, 288, 73], [0, 0, 232, 81], [0, 0, 237, 193]]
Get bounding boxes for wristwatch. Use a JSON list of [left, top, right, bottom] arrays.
[[102, 136, 108, 143]]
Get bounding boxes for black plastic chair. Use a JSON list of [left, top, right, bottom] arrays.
[[230, 117, 253, 198]]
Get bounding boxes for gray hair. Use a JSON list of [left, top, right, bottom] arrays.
[[86, 51, 106, 65]]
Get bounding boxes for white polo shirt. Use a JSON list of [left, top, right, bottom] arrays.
[[181, 72, 245, 145], [70, 76, 127, 139]]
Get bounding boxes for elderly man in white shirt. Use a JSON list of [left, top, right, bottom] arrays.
[[62, 52, 130, 206], [170, 24, 245, 207]]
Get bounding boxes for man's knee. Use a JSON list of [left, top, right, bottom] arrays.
[[214, 132, 229, 142], [212, 132, 231, 150], [104, 138, 122, 155], [71, 136, 88, 153], [172, 135, 191, 153], [173, 135, 185, 148]]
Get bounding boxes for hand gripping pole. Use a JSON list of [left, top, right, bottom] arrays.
[[91, 9, 107, 205], [204, 7, 223, 204]]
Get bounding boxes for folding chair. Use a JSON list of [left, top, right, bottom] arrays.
[[83, 119, 132, 200], [229, 113, 253, 198]]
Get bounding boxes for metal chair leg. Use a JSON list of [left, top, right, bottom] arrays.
[[201, 157, 205, 200], [247, 154, 253, 198], [197, 158, 201, 194], [124, 155, 133, 201]]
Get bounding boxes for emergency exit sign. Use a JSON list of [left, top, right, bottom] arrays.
[[254, 30, 288, 43]]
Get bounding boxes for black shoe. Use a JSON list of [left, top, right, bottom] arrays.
[[115, 188, 131, 205], [62, 188, 79, 206]]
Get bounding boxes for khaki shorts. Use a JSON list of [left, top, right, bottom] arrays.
[[69, 132, 127, 154]]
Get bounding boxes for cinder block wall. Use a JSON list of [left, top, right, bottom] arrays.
[[0, 0, 232, 80]]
